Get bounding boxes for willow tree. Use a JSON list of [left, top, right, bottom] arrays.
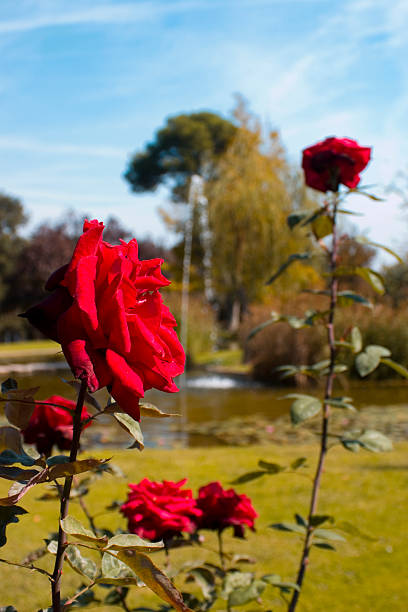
[[206, 103, 315, 331]]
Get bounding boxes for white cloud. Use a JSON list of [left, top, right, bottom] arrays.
[[0, 1, 204, 34]]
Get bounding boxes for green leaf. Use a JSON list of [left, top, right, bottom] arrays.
[[4, 387, 39, 429], [367, 345, 391, 358], [99, 552, 140, 586], [290, 457, 308, 470], [257, 460, 285, 473], [0, 449, 36, 467], [326, 397, 355, 411], [310, 515, 334, 527], [103, 587, 130, 605], [313, 529, 346, 542], [284, 394, 322, 425], [104, 533, 164, 552], [0, 465, 40, 481], [230, 471, 267, 484], [355, 345, 391, 377], [0, 505, 27, 548], [287, 211, 310, 229], [46, 455, 70, 467], [354, 236, 403, 263], [335, 521, 377, 542], [320, 364, 348, 376], [60, 516, 108, 547], [0, 468, 48, 506], [357, 430, 393, 452], [48, 458, 109, 480], [380, 358, 408, 379], [337, 291, 372, 308], [356, 268, 385, 294], [65, 544, 98, 580], [1, 379, 17, 394], [340, 438, 361, 453], [262, 575, 300, 591], [311, 214, 333, 239], [269, 522, 306, 535], [313, 542, 336, 551], [335, 266, 385, 294], [187, 567, 216, 601], [337, 209, 364, 216], [350, 327, 362, 354], [228, 579, 266, 607], [0, 428, 25, 456], [113, 413, 144, 451], [47, 539, 58, 554], [246, 317, 277, 340], [222, 571, 253, 598], [261, 573, 281, 585], [139, 401, 179, 419], [266, 253, 310, 285], [116, 550, 194, 612], [294, 514, 307, 527]]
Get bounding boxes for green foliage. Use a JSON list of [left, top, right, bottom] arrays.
[[355, 345, 391, 377], [341, 430, 393, 453], [124, 111, 237, 201], [113, 412, 145, 450], [0, 505, 27, 548], [0, 193, 27, 305], [0, 444, 408, 610], [243, 301, 408, 383], [206, 104, 317, 329], [284, 394, 322, 425]]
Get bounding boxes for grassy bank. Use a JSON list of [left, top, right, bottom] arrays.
[[0, 442, 407, 611], [0, 339, 60, 359]]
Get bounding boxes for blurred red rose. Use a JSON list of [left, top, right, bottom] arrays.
[[22, 220, 185, 421], [120, 478, 202, 542], [302, 137, 371, 192], [195, 481, 257, 538], [22, 395, 91, 457]]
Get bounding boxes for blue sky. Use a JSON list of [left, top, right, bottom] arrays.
[[0, 0, 407, 260]]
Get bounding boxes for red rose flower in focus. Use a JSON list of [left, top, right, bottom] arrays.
[[22, 220, 185, 421], [302, 137, 371, 192], [120, 478, 202, 542], [195, 481, 257, 538], [22, 395, 91, 457]]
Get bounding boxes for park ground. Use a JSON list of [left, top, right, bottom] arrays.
[[0, 441, 407, 611]]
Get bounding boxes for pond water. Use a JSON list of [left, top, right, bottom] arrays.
[[1, 359, 407, 449]]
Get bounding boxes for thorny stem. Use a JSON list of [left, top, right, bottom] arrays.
[[77, 486, 130, 611], [288, 194, 339, 612], [78, 492, 98, 535], [217, 529, 226, 571], [218, 531, 231, 612], [62, 581, 96, 609], [51, 379, 88, 612], [0, 557, 52, 579]]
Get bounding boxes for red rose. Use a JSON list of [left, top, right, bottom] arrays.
[[22, 395, 91, 457], [195, 481, 257, 538], [22, 220, 185, 421], [302, 137, 371, 193], [120, 478, 202, 542]]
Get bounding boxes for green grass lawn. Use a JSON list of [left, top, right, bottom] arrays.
[[0, 339, 59, 356], [0, 442, 407, 611]]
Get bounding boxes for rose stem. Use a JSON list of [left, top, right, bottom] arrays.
[[217, 530, 225, 570], [287, 194, 339, 612], [76, 485, 130, 611], [51, 379, 88, 612]]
